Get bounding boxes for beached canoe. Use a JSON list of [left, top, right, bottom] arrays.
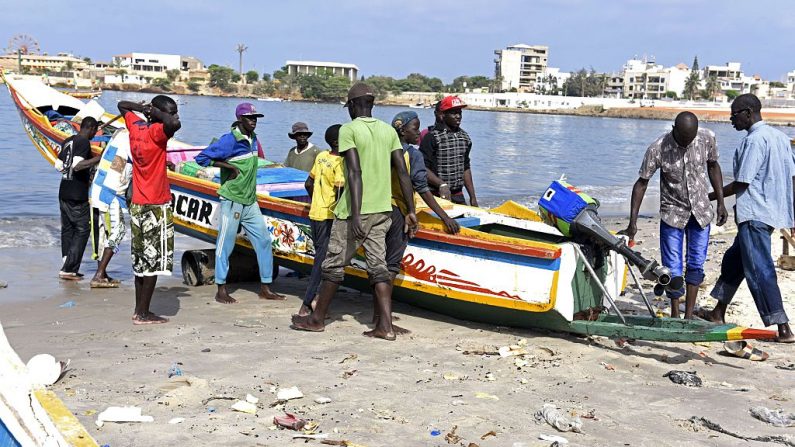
[[2, 72, 777, 343]]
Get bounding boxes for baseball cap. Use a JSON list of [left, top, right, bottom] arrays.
[[344, 83, 375, 107], [391, 111, 419, 130], [288, 122, 313, 138], [235, 102, 264, 118], [438, 96, 467, 112]]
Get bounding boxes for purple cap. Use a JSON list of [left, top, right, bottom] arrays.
[[235, 102, 264, 119]]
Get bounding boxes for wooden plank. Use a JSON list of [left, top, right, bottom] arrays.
[[781, 229, 795, 249]]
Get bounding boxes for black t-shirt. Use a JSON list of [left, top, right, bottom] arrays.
[[58, 135, 93, 201]]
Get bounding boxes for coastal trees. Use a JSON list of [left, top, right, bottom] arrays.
[[166, 69, 181, 83], [683, 56, 701, 100], [208, 64, 238, 93], [245, 70, 259, 84], [703, 75, 720, 100], [295, 73, 351, 101], [563, 68, 604, 97]]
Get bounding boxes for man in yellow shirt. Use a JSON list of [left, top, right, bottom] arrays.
[[298, 124, 344, 316]]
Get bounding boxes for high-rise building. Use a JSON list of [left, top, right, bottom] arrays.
[[493, 44, 548, 93]]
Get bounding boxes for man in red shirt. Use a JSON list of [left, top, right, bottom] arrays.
[[118, 96, 181, 325]]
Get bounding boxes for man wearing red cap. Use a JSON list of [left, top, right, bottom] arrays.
[[419, 95, 478, 206], [196, 103, 283, 303]]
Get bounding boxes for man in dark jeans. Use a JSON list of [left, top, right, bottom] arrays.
[[55, 117, 100, 280], [702, 94, 795, 343]]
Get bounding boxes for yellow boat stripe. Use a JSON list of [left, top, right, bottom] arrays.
[[725, 326, 745, 340], [34, 389, 98, 446]]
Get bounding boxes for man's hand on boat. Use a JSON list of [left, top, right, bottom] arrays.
[[618, 223, 637, 241], [166, 161, 176, 172], [404, 212, 419, 238], [441, 216, 460, 235]]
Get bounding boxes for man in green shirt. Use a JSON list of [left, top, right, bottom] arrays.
[[196, 103, 283, 303], [291, 83, 418, 341], [284, 122, 324, 172]]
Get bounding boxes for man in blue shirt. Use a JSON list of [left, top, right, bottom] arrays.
[[702, 94, 795, 343]]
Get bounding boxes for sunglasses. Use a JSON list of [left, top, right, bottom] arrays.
[[730, 108, 750, 118]]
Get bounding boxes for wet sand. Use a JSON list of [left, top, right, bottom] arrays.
[[0, 218, 793, 447]]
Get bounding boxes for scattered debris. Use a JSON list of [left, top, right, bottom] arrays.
[[498, 345, 529, 357], [201, 348, 211, 353], [245, 394, 259, 404], [294, 433, 330, 440], [315, 396, 332, 404], [233, 319, 267, 328], [776, 363, 795, 371], [539, 434, 569, 444], [475, 392, 499, 401], [339, 353, 358, 364], [321, 441, 368, 447], [750, 406, 795, 427], [167, 362, 183, 378], [168, 417, 185, 424], [480, 430, 497, 440], [274, 413, 307, 430], [535, 404, 583, 433], [276, 386, 304, 401], [445, 425, 462, 443], [430, 428, 442, 436], [342, 370, 358, 379], [95, 406, 154, 427], [0, 280, 7, 288], [484, 372, 496, 381], [231, 400, 257, 414], [201, 395, 237, 406], [26, 354, 69, 386], [600, 362, 615, 371], [663, 370, 702, 387], [443, 372, 461, 381], [689, 416, 795, 447], [59, 300, 76, 309]]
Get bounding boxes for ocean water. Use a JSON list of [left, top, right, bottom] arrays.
[[1, 87, 792, 249]]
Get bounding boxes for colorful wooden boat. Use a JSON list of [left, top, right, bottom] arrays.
[[2, 72, 777, 343]]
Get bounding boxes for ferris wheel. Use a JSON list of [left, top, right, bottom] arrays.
[[7, 34, 40, 55]]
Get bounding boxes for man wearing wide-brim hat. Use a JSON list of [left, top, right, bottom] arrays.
[[284, 121, 324, 172]]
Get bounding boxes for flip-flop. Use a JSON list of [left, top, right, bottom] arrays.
[[724, 341, 769, 361], [90, 279, 120, 288], [58, 272, 81, 281]]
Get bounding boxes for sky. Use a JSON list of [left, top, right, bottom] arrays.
[[2, 0, 794, 82]]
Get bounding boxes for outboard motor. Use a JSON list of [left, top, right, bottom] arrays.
[[538, 179, 682, 290]]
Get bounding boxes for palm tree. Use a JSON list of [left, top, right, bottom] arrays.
[[704, 75, 720, 100]]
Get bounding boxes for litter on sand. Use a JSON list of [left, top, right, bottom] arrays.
[[273, 412, 307, 430], [59, 300, 76, 308], [689, 416, 795, 446], [245, 393, 259, 404], [95, 406, 154, 427], [276, 386, 304, 400], [445, 425, 462, 443], [663, 370, 702, 387], [539, 434, 569, 444], [294, 433, 330, 440], [315, 396, 332, 404], [26, 354, 69, 386], [475, 392, 499, 400], [750, 406, 795, 427], [535, 404, 583, 433], [231, 400, 257, 414], [168, 417, 185, 424]]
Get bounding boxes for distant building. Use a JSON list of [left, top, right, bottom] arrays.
[[0, 52, 88, 74], [285, 60, 359, 82], [535, 67, 569, 95], [494, 44, 549, 93], [702, 62, 758, 96], [111, 52, 204, 79], [621, 58, 669, 100]]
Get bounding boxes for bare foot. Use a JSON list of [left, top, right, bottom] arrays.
[[695, 307, 725, 324], [215, 290, 237, 304], [297, 304, 312, 317], [363, 328, 396, 341], [259, 285, 285, 300], [132, 313, 169, 325], [371, 314, 401, 324], [290, 314, 325, 332]]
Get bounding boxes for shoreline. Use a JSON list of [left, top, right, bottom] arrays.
[[1, 216, 794, 446]]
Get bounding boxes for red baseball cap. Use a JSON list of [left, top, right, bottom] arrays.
[[438, 96, 467, 112]]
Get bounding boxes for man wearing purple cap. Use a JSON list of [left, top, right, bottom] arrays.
[[196, 103, 283, 303]]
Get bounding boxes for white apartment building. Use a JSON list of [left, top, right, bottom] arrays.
[[535, 67, 569, 95], [622, 59, 668, 99], [285, 61, 359, 82], [702, 62, 758, 96], [665, 63, 690, 98], [111, 53, 203, 79], [494, 44, 549, 93]]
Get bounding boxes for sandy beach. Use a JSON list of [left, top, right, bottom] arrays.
[[1, 217, 794, 447]]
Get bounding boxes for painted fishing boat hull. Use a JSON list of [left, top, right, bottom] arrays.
[[2, 73, 777, 342]]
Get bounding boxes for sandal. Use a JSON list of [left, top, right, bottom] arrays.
[[90, 279, 120, 288], [724, 341, 769, 361]]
